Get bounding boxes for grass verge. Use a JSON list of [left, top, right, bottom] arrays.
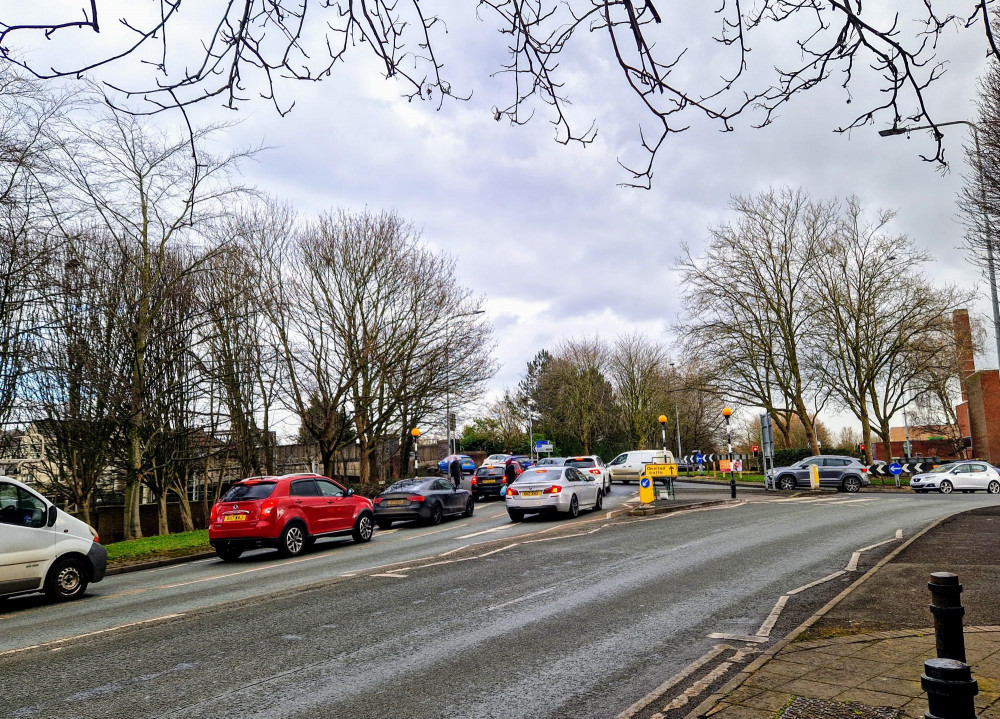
[[104, 529, 211, 567]]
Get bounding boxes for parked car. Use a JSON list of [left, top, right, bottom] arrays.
[[209, 474, 375, 561], [535, 457, 566, 467], [564, 455, 611, 494], [437, 454, 476, 475], [468, 466, 508, 500], [766, 456, 869, 493], [0, 475, 107, 601], [607, 450, 673, 484], [373, 477, 475, 528], [505, 466, 603, 521], [482, 453, 512, 468], [910, 462, 1000, 494], [509, 455, 534, 470]]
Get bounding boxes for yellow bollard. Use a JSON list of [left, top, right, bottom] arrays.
[[639, 474, 656, 504], [810, 464, 820, 489]]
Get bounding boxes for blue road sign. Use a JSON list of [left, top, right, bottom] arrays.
[[695, 453, 704, 464], [639, 477, 651, 489], [888, 462, 903, 476]]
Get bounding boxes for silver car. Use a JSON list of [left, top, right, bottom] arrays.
[[910, 462, 1000, 494], [505, 466, 603, 521]]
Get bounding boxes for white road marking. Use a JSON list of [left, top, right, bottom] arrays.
[[457, 525, 514, 540], [825, 498, 878, 505], [787, 570, 846, 596], [486, 584, 559, 611], [438, 545, 472, 557], [846, 551, 863, 572], [478, 543, 519, 558], [399, 524, 467, 542], [615, 644, 732, 719], [0, 614, 186, 658], [339, 572, 358, 577], [656, 661, 733, 714], [706, 633, 769, 643], [896, 528, 904, 539], [375, 528, 401, 535], [847, 534, 902, 571], [370, 572, 408, 578], [755, 595, 788, 637]]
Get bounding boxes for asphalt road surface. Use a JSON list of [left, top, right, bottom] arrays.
[[3, 484, 997, 719]]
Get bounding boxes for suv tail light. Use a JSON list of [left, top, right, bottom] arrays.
[[261, 498, 278, 518], [406, 495, 426, 502], [210, 504, 220, 522], [542, 485, 562, 494], [860, 467, 867, 473]]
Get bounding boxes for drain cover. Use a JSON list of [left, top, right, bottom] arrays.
[[780, 697, 902, 719]]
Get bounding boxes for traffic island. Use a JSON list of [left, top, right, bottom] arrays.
[[692, 506, 1000, 719], [628, 498, 737, 516]]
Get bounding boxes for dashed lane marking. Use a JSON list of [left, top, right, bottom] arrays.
[[457, 525, 514, 540], [399, 524, 468, 541], [0, 613, 186, 658], [370, 572, 408, 579], [615, 644, 733, 719]]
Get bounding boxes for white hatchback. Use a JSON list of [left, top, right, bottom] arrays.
[[0, 476, 107, 601], [910, 462, 1000, 494], [505, 466, 603, 521]]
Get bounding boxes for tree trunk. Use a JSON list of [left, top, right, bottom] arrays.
[[860, 413, 873, 465], [173, 481, 195, 532], [156, 489, 169, 535], [79, 489, 92, 526], [792, 396, 819, 454], [124, 478, 143, 540]]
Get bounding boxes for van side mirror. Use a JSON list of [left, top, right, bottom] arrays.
[[47, 505, 57, 527]]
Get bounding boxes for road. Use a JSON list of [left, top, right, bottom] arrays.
[[2, 485, 997, 719]]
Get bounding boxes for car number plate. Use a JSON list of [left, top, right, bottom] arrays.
[[223, 514, 247, 522], [481, 479, 497, 484], [387, 499, 406, 506], [521, 491, 542, 497]]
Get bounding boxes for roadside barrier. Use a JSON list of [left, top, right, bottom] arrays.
[[922, 572, 978, 718]]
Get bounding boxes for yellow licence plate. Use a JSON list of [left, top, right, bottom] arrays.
[[482, 479, 497, 484], [223, 514, 247, 522], [387, 499, 406, 506], [521, 491, 542, 497]]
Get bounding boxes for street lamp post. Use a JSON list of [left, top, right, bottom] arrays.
[[722, 407, 735, 499], [445, 309, 486, 455], [411, 427, 421, 473], [658, 414, 672, 499], [880, 121, 1000, 367]]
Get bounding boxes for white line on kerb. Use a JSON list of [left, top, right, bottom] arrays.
[[615, 644, 732, 719], [0, 613, 186, 658]]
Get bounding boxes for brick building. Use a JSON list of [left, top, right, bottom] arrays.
[[953, 309, 1000, 463]]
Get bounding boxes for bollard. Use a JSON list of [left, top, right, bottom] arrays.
[[929, 572, 966, 662], [921, 658, 978, 719]]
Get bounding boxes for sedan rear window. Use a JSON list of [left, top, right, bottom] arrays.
[[222, 482, 276, 501], [475, 467, 505, 477], [565, 458, 596, 468], [384, 478, 431, 493], [514, 468, 561, 482]]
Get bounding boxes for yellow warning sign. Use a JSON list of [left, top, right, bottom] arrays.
[[644, 463, 678, 478], [638, 474, 656, 503]]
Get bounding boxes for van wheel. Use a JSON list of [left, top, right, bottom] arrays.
[[44, 557, 89, 601], [215, 544, 243, 562]]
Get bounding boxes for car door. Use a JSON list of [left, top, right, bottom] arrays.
[[570, 467, 598, 506], [607, 453, 627, 482], [430, 479, 455, 513], [819, 458, 847, 487], [797, 458, 822, 486], [0, 482, 53, 595], [966, 463, 991, 489], [288, 479, 326, 533], [316, 479, 352, 532]]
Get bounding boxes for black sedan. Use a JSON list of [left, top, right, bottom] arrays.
[[373, 477, 474, 529]]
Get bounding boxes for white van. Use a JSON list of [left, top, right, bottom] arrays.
[[607, 450, 675, 484], [0, 476, 107, 601]]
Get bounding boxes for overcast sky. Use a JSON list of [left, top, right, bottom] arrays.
[[10, 3, 994, 438]]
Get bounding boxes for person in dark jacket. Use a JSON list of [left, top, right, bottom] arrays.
[[503, 459, 518, 485], [449, 458, 463, 488]]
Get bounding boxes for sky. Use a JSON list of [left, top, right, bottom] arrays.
[[7, 2, 995, 439]]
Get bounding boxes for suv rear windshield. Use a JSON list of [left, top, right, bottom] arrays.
[[222, 482, 276, 501], [565, 458, 596, 468]]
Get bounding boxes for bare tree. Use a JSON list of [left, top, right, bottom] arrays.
[[608, 332, 668, 450], [1, 3, 994, 185], [679, 188, 834, 454]]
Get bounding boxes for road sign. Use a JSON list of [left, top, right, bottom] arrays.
[[645, 463, 678, 478], [888, 462, 903, 476], [695, 452, 704, 464], [639, 475, 655, 504], [534, 439, 552, 452]]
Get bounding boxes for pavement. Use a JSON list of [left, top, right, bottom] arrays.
[[2, 485, 999, 719], [693, 505, 1000, 719]]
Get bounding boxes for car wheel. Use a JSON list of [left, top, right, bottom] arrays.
[[843, 476, 862, 493], [376, 518, 393, 530], [428, 502, 444, 525], [463, 497, 475, 517], [940, 480, 954, 495], [352, 513, 374, 543], [604, 483, 611, 494], [567, 494, 580, 518], [594, 490, 604, 511], [988, 480, 1000, 494], [508, 509, 524, 522], [279, 521, 307, 556], [215, 544, 243, 562], [778, 475, 796, 491], [44, 557, 89, 601]]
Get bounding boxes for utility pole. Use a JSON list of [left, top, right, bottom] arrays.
[[723, 407, 735, 499], [674, 404, 682, 459]]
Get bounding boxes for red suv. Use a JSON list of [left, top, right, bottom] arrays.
[[208, 474, 375, 561]]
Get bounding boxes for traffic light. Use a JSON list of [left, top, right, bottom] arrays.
[[751, 445, 759, 457], [857, 442, 866, 453]]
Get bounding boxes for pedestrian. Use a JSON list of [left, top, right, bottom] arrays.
[[503, 458, 518, 486], [449, 457, 462, 489]]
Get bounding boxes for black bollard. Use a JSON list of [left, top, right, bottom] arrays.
[[922, 658, 978, 719], [929, 572, 966, 662]]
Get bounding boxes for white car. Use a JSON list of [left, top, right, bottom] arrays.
[[505, 466, 603, 521], [564, 455, 611, 494], [1, 476, 107, 601], [910, 462, 1000, 494], [481, 453, 512, 468]]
